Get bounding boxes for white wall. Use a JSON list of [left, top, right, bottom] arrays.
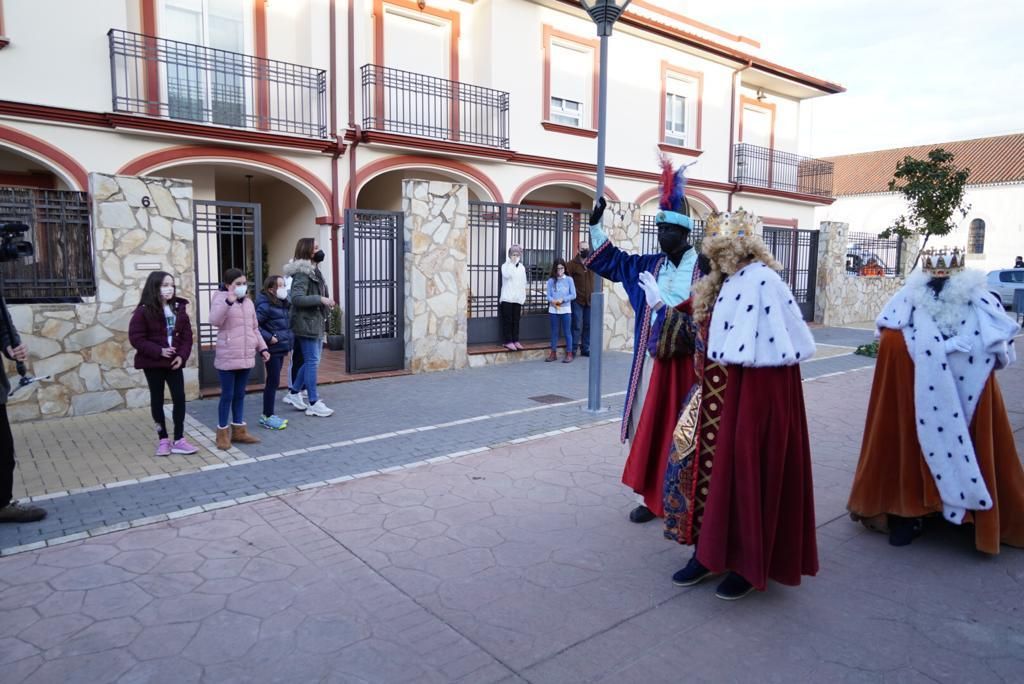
[[817, 183, 1024, 274]]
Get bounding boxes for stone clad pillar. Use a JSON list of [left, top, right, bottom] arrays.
[[600, 201, 642, 353], [402, 179, 469, 373], [814, 221, 849, 325]]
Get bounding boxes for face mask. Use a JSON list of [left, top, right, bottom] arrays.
[[160, 286, 174, 300], [233, 285, 248, 298], [579, 248, 590, 259], [275, 287, 288, 300], [510, 255, 521, 264], [312, 249, 326, 263], [658, 226, 689, 255]]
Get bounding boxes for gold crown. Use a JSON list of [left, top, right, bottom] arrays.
[[920, 247, 965, 276], [704, 209, 763, 239]]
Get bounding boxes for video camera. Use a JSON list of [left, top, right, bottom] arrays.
[[0, 222, 34, 264]]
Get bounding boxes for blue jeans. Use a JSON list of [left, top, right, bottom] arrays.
[[291, 336, 322, 404], [263, 352, 286, 417], [571, 302, 591, 354], [549, 313, 572, 352], [217, 368, 251, 428]]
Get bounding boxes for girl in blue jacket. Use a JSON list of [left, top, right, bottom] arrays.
[[256, 275, 294, 429], [546, 258, 577, 363]]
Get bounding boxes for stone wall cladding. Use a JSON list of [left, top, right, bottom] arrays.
[[814, 221, 921, 327], [5, 173, 198, 421], [402, 179, 469, 373], [599, 202, 642, 354]]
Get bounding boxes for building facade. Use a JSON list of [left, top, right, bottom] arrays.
[[0, 0, 842, 419]]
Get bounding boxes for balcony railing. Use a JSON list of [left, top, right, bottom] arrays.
[[361, 64, 510, 149], [108, 29, 328, 139], [733, 143, 834, 198]]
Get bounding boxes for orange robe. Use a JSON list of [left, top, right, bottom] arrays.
[[848, 329, 1024, 554]]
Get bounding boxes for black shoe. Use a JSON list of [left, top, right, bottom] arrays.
[[715, 572, 755, 600], [0, 500, 47, 524], [629, 505, 656, 523], [672, 555, 713, 587], [888, 515, 922, 547], [581, 350, 590, 357]]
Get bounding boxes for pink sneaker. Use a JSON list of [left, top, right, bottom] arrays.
[[171, 438, 199, 455], [155, 438, 171, 457], [503, 342, 517, 351], [514, 342, 524, 350]]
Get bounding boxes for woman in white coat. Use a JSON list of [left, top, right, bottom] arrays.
[[499, 244, 527, 351]]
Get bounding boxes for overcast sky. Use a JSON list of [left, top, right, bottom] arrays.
[[683, 0, 1024, 156]]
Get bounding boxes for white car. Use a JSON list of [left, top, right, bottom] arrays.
[[986, 269, 1024, 310]]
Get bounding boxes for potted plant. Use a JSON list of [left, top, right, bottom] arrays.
[[326, 304, 345, 351]]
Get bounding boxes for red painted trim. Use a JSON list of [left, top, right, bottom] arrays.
[[374, 0, 461, 139], [0, 0, 7, 49], [760, 216, 798, 228], [0, 123, 88, 190], [359, 130, 510, 159], [540, 121, 598, 139], [656, 143, 703, 158], [254, 0, 271, 131], [542, 25, 600, 131], [0, 172, 57, 189], [315, 215, 334, 225], [734, 185, 835, 205], [635, 187, 719, 212], [0, 100, 109, 127], [118, 145, 334, 217], [344, 154, 504, 207], [631, 0, 760, 48], [660, 61, 703, 149], [510, 172, 620, 206], [140, 0, 159, 117]]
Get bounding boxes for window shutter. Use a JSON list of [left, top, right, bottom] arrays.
[[550, 42, 590, 109]]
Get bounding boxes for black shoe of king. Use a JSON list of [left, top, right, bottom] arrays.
[[672, 556, 713, 587], [628, 505, 656, 523], [715, 572, 755, 600]]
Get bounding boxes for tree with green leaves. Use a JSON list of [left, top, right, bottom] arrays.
[[879, 148, 971, 270]]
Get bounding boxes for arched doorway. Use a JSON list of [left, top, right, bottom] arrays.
[[354, 167, 495, 211]]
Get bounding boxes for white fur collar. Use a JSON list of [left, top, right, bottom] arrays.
[[904, 269, 986, 337]]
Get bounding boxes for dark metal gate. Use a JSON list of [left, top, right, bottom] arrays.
[[193, 200, 263, 389], [762, 226, 819, 321], [344, 209, 405, 373], [468, 202, 588, 345]]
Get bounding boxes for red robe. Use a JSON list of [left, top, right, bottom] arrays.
[[622, 301, 698, 516]]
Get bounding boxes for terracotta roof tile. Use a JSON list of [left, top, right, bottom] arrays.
[[824, 132, 1024, 196]]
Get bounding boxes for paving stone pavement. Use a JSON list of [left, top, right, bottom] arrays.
[[0, 361, 1021, 683]]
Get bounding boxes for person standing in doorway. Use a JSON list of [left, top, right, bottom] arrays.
[[256, 275, 293, 430], [284, 237, 335, 417], [210, 268, 270, 449], [546, 258, 576, 363], [499, 244, 527, 351], [566, 242, 594, 357], [129, 271, 199, 457]]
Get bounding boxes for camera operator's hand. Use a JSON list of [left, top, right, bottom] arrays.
[[6, 344, 27, 362], [170, 356, 183, 370], [161, 346, 176, 358]]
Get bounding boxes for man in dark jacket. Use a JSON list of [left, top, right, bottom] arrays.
[[0, 291, 46, 523], [566, 243, 594, 357]]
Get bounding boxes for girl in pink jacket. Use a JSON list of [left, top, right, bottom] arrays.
[[210, 268, 270, 450]]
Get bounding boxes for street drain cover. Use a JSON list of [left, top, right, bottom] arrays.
[[529, 394, 573, 405]]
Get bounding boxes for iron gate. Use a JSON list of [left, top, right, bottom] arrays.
[[193, 200, 264, 389], [344, 209, 405, 373], [762, 226, 819, 321], [467, 202, 588, 345]]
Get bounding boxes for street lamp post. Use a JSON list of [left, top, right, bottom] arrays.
[[580, 0, 631, 412]]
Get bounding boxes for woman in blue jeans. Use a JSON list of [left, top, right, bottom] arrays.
[[546, 258, 576, 363], [283, 237, 335, 417]]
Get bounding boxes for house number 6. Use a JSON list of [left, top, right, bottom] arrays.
[[141, 196, 151, 207]]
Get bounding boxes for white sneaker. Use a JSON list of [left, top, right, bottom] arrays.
[[305, 400, 334, 417], [283, 392, 308, 411]]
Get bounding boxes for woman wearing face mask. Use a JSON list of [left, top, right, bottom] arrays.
[[499, 244, 527, 351], [256, 275, 293, 430], [283, 238, 335, 417], [546, 258, 576, 363], [209, 268, 270, 449], [129, 271, 198, 457]]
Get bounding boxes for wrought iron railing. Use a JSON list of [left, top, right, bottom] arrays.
[[640, 216, 706, 255], [846, 231, 903, 277], [0, 187, 95, 303], [362, 64, 510, 149], [733, 143, 834, 198], [108, 29, 328, 139]]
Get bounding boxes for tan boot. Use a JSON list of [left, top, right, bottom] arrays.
[[231, 423, 261, 445], [545, 350, 557, 362], [562, 352, 574, 364], [215, 426, 231, 450]]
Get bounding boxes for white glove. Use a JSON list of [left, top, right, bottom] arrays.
[[943, 336, 972, 354], [638, 271, 664, 311]]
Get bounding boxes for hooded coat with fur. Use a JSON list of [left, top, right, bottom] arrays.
[[284, 259, 328, 339]]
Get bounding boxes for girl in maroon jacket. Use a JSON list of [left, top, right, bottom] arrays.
[[128, 271, 198, 457]]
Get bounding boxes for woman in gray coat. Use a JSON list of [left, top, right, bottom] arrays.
[[283, 237, 335, 417]]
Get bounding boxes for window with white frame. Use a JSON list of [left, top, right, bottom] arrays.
[[549, 40, 591, 128], [664, 74, 697, 147]]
